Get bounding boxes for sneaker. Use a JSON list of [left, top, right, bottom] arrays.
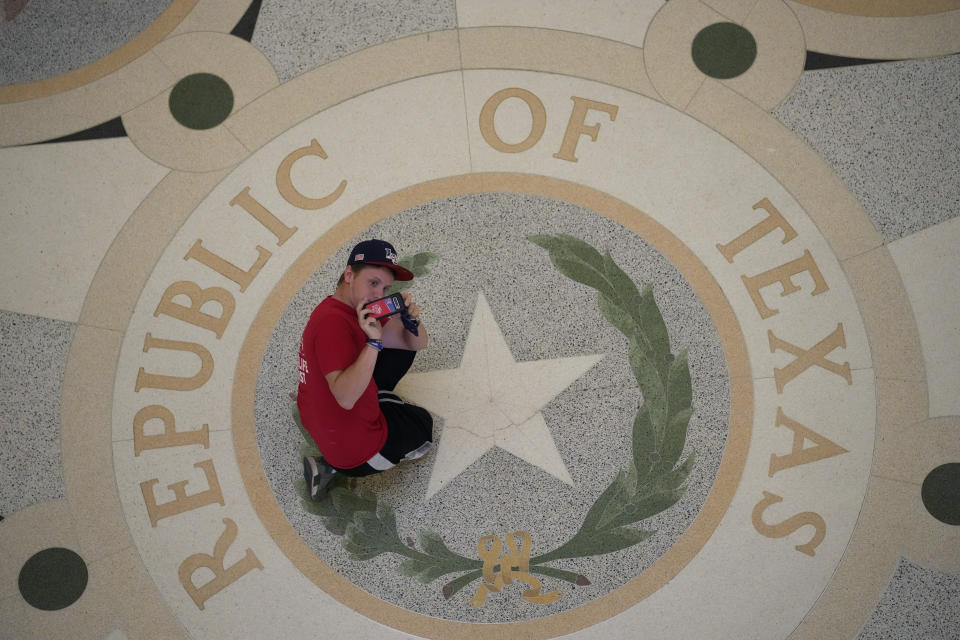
[[303, 455, 337, 500], [403, 440, 433, 461]]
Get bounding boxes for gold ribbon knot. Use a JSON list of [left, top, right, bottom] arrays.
[[468, 531, 562, 608]]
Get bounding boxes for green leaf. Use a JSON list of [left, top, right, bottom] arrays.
[[579, 475, 622, 534], [529, 565, 588, 585], [596, 468, 640, 530], [666, 349, 692, 417], [598, 294, 642, 345], [391, 252, 437, 293], [660, 452, 696, 490], [397, 556, 450, 583], [602, 251, 642, 314], [627, 341, 667, 429], [529, 234, 604, 271], [578, 526, 654, 557], [637, 286, 671, 365], [376, 502, 399, 538], [661, 407, 692, 468], [397, 557, 423, 578], [442, 570, 484, 599], [322, 517, 349, 536], [343, 521, 378, 558], [331, 488, 377, 517], [631, 407, 658, 476], [353, 510, 385, 537], [409, 252, 438, 271], [529, 234, 616, 298], [418, 531, 451, 556], [628, 487, 685, 521], [551, 257, 614, 297]]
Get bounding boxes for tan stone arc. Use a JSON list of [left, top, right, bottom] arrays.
[[0, 0, 251, 146], [895, 416, 960, 573], [685, 78, 883, 260], [724, 0, 806, 111], [792, 0, 960, 17], [459, 27, 657, 98], [0, 0, 197, 105], [787, 475, 916, 640], [901, 416, 960, 575], [787, 1, 960, 58], [643, 0, 806, 112], [0, 500, 79, 601], [80, 168, 230, 332], [122, 32, 279, 172], [53, 324, 188, 638], [683, 77, 929, 638], [224, 30, 463, 153], [231, 172, 754, 640], [841, 247, 926, 383]]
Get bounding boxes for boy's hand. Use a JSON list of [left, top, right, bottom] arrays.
[[356, 300, 383, 340]]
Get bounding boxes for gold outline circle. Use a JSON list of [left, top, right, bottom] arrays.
[[232, 172, 754, 639]]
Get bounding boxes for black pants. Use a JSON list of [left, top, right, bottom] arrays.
[[332, 348, 433, 477]]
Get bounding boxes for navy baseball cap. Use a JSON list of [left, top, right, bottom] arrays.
[[347, 239, 414, 281]]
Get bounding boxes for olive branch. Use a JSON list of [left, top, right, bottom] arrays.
[[295, 238, 696, 602]]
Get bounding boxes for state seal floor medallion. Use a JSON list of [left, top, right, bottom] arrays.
[[2, 2, 958, 639]]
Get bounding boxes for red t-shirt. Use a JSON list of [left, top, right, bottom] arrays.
[[296, 296, 388, 468]]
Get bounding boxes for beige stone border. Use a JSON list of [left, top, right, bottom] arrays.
[[0, 499, 188, 639], [459, 27, 657, 98], [0, 0, 251, 146], [787, 1, 960, 58], [0, 0, 198, 104], [122, 32, 279, 172], [232, 172, 754, 639], [52, 22, 931, 638], [643, 0, 806, 112], [679, 76, 930, 640], [223, 26, 661, 154], [793, 0, 960, 18]]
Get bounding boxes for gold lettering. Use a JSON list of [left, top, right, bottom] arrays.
[[140, 459, 225, 527], [751, 490, 826, 557], [155, 281, 235, 339], [179, 518, 263, 610], [769, 407, 848, 476], [135, 333, 214, 392], [133, 405, 210, 457], [742, 250, 829, 319], [769, 324, 852, 393], [716, 198, 798, 263], [553, 96, 618, 162], [230, 187, 298, 245], [479, 88, 547, 154], [275, 140, 346, 210], [184, 239, 270, 293]]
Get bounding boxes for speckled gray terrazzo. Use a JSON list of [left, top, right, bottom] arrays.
[[0, 0, 172, 86], [251, 0, 457, 83], [858, 557, 960, 640], [0, 310, 74, 517], [773, 55, 960, 243], [255, 193, 731, 622]]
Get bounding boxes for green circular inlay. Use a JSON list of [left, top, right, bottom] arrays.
[[922, 463, 960, 525], [18, 547, 88, 611], [691, 22, 757, 80], [168, 73, 234, 130]]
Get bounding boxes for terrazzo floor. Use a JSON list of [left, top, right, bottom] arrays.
[[1, 1, 958, 639]]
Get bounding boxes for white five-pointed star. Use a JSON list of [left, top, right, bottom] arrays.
[[395, 292, 604, 499]]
